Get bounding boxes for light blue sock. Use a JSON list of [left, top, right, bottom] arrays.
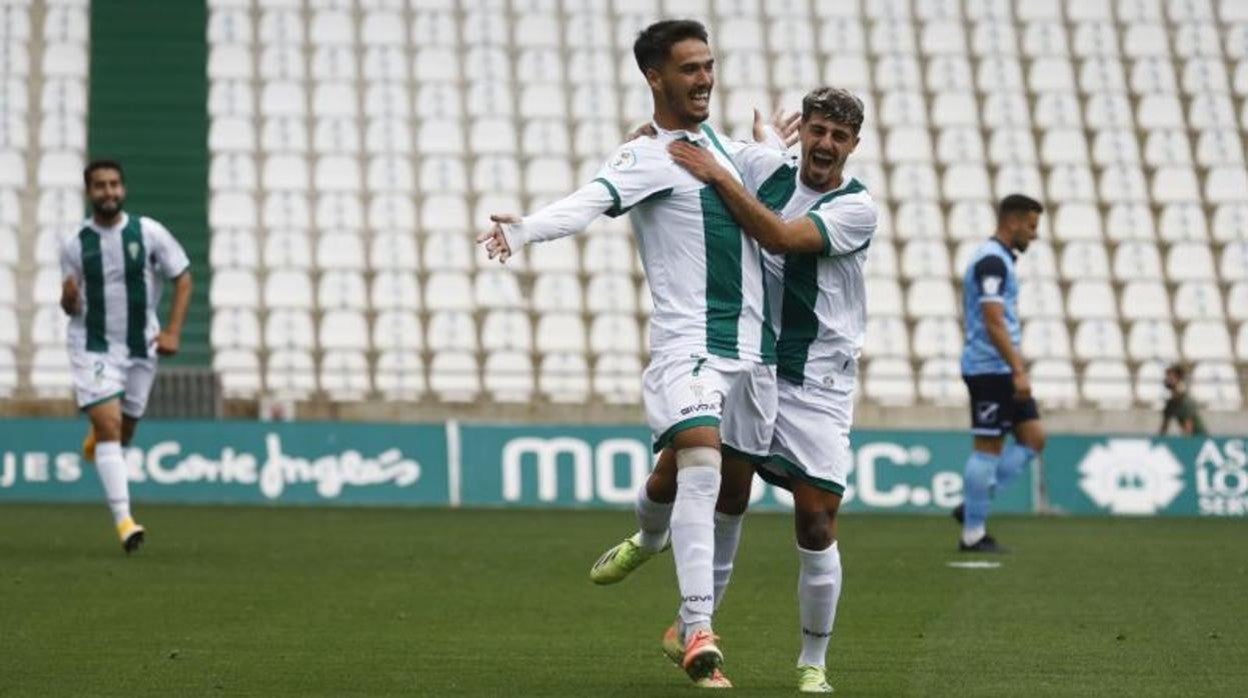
[[996, 444, 1037, 491], [962, 451, 999, 537]]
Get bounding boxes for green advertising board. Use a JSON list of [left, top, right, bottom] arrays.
[[0, 419, 449, 506], [1, 419, 1243, 517]]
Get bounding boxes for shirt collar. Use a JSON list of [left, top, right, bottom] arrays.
[[85, 212, 130, 234], [653, 120, 711, 146], [990, 236, 1017, 261]]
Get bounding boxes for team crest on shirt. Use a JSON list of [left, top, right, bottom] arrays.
[[127, 241, 141, 260], [609, 148, 637, 171], [982, 275, 1002, 295]]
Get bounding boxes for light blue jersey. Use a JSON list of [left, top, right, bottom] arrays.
[[960, 238, 1021, 376]]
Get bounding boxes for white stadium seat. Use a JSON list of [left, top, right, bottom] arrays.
[[864, 317, 910, 358], [376, 350, 426, 401], [1183, 321, 1234, 362], [484, 351, 535, 403], [1128, 320, 1181, 361], [1173, 281, 1224, 321], [1066, 281, 1118, 320], [1082, 360, 1134, 408], [1190, 362, 1243, 410], [540, 352, 590, 403], [864, 358, 916, 406]]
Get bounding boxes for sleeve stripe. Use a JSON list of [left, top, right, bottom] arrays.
[[977, 298, 1005, 305], [592, 177, 622, 215], [806, 212, 832, 256]]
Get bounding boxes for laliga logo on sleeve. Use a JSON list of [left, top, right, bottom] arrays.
[[610, 149, 637, 171], [981, 275, 1003, 296], [1078, 439, 1184, 515]]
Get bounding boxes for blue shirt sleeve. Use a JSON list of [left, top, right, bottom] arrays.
[[971, 254, 1009, 305]]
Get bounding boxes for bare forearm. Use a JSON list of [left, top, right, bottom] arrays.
[[984, 313, 1024, 373], [707, 172, 788, 251], [165, 273, 192, 335]]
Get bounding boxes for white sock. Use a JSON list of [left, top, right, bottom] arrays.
[[961, 525, 986, 547], [94, 441, 131, 524], [712, 511, 744, 611], [797, 541, 842, 669], [634, 485, 673, 553], [671, 449, 720, 634]]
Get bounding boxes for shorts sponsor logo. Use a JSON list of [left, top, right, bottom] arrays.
[[682, 594, 713, 604], [975, 401, 999, 424], [1078, 439, 1184, 515], [679, 382, 723, 417]]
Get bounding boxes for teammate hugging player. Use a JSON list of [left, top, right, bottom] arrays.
[[60, 160, 193, 553], [590, 86, 878, 693]]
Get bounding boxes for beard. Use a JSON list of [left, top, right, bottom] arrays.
[[92, 198, 124, 217]]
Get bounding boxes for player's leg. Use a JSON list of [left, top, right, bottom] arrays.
[[112, 357, 157, 552], [999, 404, 1045, 491], [71, 351, 141, 551], [959, 375, 1009, 552], [710, 362, 776, 614], [668, 424, 726, 682], [770, 376, 851, 694], [792, 480, 842, 694], [590, 448, 676, 584]]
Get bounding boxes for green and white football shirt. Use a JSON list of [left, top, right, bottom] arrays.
[[59, 213, 190, 359], [735, 148, 879, 385], [507, 122, 777, 364]]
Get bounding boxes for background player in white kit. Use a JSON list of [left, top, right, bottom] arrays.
[[60, 160, 193, 553], [477, 20, 779, 688], [661, 87, 877, 693]]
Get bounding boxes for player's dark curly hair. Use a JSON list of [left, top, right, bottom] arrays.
[[801, 87, 865, 134], [84, 159, 125, 186], [633, 19, 709, 74]]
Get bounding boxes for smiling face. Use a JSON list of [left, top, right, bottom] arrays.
[[799, 112, 859, 191], [646, 38, 714, 129], [86, 166, 126, 220]]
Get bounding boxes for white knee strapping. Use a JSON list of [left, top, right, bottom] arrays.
[[675, 446, 721, 471]]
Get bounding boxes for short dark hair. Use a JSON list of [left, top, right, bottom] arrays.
[[1166, 362, 1187, 379], [84, 159, 124, 187], [801, 87, 866, 134], [996, 194, 1043, 223], [633, 19, 709, 74]]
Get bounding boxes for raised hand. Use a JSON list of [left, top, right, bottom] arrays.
[[752, 107, 801, 148], [476, 214, 519, 263]]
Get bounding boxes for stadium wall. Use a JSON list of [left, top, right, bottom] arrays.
[[1, 419, 1244, 517]]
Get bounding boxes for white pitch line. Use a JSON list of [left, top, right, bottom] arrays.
[[946, 561, 1003, 569]]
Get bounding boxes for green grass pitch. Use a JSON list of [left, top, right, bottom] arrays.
[[2, 504, 1245, 696]]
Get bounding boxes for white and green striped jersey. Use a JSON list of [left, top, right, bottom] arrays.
[[506, 122, 777, 364], [594, 123, 776, 363], [59, 213, 190, 359], [739, 149, 879, 385]]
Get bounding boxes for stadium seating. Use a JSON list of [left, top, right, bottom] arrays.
[[3, 0, 1244, 410]]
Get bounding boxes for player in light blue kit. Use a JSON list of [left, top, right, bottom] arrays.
[[955, 194, 1048, 552]]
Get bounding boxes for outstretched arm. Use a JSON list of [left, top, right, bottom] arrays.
[[667, 140, 823, 254], [476, 181, 615, 263]]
